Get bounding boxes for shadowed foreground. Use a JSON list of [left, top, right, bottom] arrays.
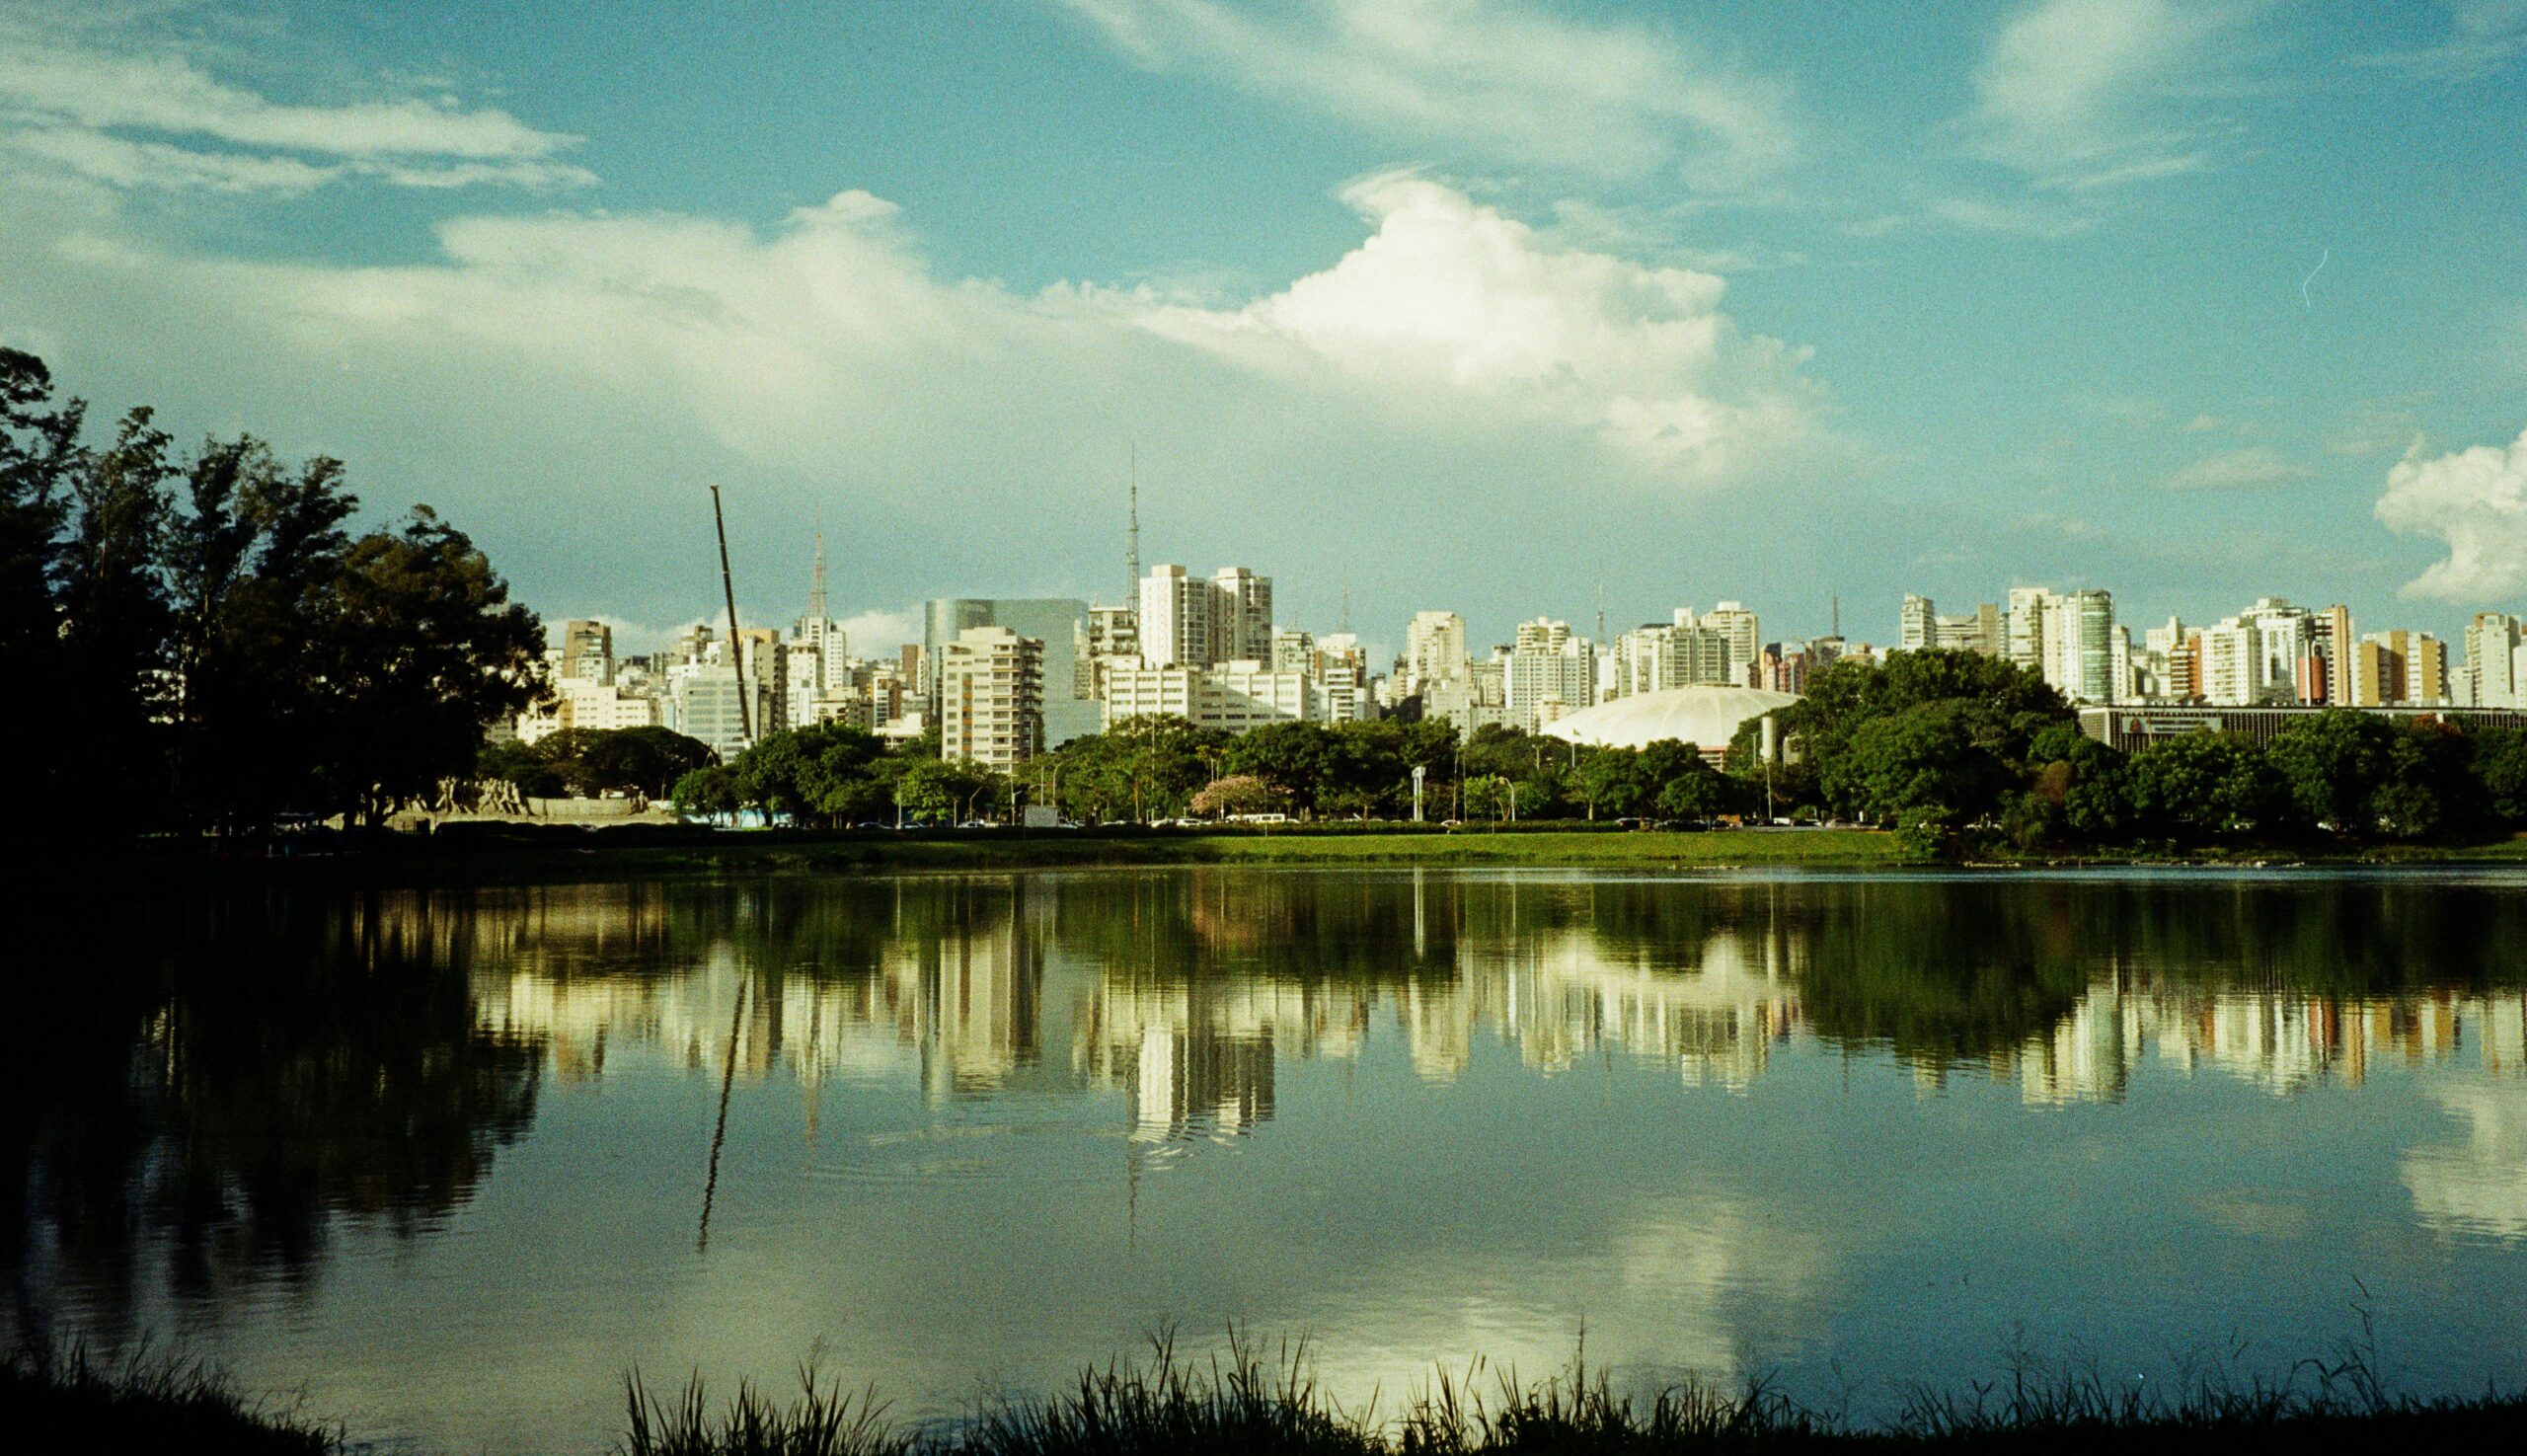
[[10, 1334, 2527, 1454]]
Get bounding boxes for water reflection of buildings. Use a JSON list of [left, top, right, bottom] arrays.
[[2005, 980, 2527, 1106], [452, 879, 2527, 1152]]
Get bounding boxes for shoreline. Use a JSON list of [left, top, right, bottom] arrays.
[[109, 822, 2527, 886]]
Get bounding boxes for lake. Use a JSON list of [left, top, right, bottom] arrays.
[[9, 866, 2527, 1451]]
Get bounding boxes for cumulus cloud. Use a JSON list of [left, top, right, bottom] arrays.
[[2376, 428, 2527, 600], [1964, 0, 2251, 191], [0, 26, 593, 192], [2165, 445, 2313, 491], [1143, 173, 1819, 471], [0, 170, 1825, 627], [1056, 0, 1798, 187]]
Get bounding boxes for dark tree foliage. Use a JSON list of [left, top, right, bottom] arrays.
[[1, 349, 545, 839]]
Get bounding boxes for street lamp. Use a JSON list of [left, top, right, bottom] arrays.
[[1412, 763, 1425, 822]]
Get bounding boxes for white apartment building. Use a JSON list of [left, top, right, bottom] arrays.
[[2467, 613, 2526, 707], [1507, 618, 1595, 732], [1698, 602, 1761, 688], [1606, 614, 1733, 699], [1100, 660, 1314, 732], [2240, 597, 2312, 704], [1135, 564, 1272, 668], [938, 626, 1044, 771], [2198, 620, 2258, 706], [1404, 610, 1469, 696]]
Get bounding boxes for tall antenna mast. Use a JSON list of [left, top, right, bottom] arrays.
[[711, 484, 752, 745], [1125, 441, 1142, 605], [1595, 571, 1606, 647], [1340, 579, 1351, 636], [1831, 593, 1841, 639], [807, 529, 828, 628]]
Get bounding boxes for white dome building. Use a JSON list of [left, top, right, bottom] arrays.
[[1541, 685, 1799, 761]]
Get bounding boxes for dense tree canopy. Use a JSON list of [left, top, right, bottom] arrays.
[[3, 348, 543, 836]]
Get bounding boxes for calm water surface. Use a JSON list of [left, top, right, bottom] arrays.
[[9, 867, 2527, 1451]]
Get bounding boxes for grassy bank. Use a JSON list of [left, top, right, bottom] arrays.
[[0, 1341, 336, 1454], [15, 1334, 2522, 1453], [614, 1345, 2527, 1455], [137, 819, 2527, 887]]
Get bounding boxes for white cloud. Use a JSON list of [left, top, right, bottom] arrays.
[[1056, 0, 1798, 187], [0, 27, 593, 192], [0, 171, 1825, 626], [2403, 1075, 2527, 1240], [1965, 0, 2250, 191], [2165, 445, 2313, 490], [2375, 427, 2527, 600], [1141, 172, 1819, 473]]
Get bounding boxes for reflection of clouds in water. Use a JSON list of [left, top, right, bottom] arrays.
[[1605, 1194, 1837, 1381], [2404, 1076, 2527, 1241], [1299, 1188, 1842, 1411]]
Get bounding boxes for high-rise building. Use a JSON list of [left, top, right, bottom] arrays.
[[1607, 616, 1732, 698], [2006, 587, 2050, 673], [2016, 588, 2117, 703], [1699, 602, 1760, 688], [2312, 604, 2354, 707], [2466, 613, 2525, 708], [2356, 630, 2449, 707], [558, 620, 613, 683], [667, 663, 750, 759], [2239, 597, 2312, 704], [1507, 619, 1595, 732], [1899, 595, 1936, 652], [926, 597, 1095, 746], [1404, 611, 1469, 698], [938, 626, 1043, 771], [1137, 566, 1210, 669], [2199, 620, 2258, 706], [1209, 567, 1273, 664]]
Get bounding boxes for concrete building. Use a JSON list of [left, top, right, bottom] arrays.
[[1608, 615, 1733, 699], [1699, 602, 1761, 688], [1133, 565, 1272, 671], [937, 626, 1043, 771], [667, 663, 751, 759], [2313, 604, 2354, 707], [1099, 660, 1315, 732], [1899, 595, 1936, 652], [1506, 618, 1596, 732], [558, 620, 613, 683], [926, 597, 1096, 747], [2357, 630, 2449, 707], [2466, 612, 2525, 708], [1208, 567, 1273, 664], [1404, 610, 1469, 697]]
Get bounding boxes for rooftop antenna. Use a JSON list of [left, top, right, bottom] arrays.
[[1340, 579, 1351, 637], [1126, 441, 1142, 605], [807, 528, 828, 628], [1831, 593, 1841, 639], [1595, 570, 1606, 647], [711, 484, 753, 744]]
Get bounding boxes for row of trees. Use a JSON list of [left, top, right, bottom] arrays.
[[1731, 649, 2527, 851], [477, 727, 718, 805], [3, 349, 544, 834]]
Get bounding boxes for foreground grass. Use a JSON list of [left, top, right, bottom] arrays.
[[0, 1341, 337, 1454], [616, 1338, 2527, 1456]]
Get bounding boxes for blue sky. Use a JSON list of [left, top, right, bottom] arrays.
[[4, 1, 2525, 656]]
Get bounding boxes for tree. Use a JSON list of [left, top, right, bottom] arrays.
[[57, 407, 177, 827], [893, 757, 995, 823], [2265, 710, 2394, 835], [2025, 724, 2133, 841], [671, 764, 739, 822], [1189, 774, 1285, 819], [2476, 728, 2527, 825], [0, 348, 78, 690], [2128, 732, 2285, 837], [1462, 774, 1513, 823], [1224, 722, 1339, 812], [1575, 747, 1655, 819], [1823, 701, 2011, 827], [2373, 722, 2471, 841], [1655, 760, 1732, 820], [323, 508, 545, 826]]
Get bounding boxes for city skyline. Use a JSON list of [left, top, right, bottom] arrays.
[[4, 3, 2526, 651]]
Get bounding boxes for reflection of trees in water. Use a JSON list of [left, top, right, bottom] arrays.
[[12, 871, 2527, 1337], [4, 891, 543, 1341]]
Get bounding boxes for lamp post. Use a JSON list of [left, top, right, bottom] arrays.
[[1412, 763, 1425, 822]]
